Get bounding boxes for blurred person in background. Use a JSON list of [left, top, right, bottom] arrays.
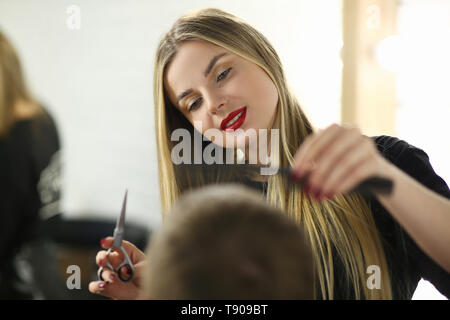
[[0, 30, 62, 299]]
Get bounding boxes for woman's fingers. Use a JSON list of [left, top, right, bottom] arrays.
[[100, 236, 114, 249], [88, 279, 141, 300], [307, 128, 362, 193], [334, 158, 376, 195], [98, 266, 118, 283], [91, 239, 148, 299], [317, 143, 372, 198], [120, 240, 147, 263], [291, 124, 387, 200], [96, 249, 125, 267], [97, 238, 146, 267], [95, 250, 119, 282], [292, 124, 343, 177], [89, 281, 109, 295]]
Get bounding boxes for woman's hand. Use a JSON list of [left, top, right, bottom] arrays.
[[88, 237, 147, 300], [291, 124, 390, 200]]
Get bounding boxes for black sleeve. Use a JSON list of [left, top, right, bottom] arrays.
[[0, 108, 62, 261], [0, 122, 36, 262], [373, 135, 450, 297], [31, 109, 62, 222]]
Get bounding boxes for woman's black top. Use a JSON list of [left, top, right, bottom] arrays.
[[243, 135, 450, 299], [0, 107, 61, 298]]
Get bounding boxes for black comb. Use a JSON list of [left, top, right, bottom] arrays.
[[175, 164, 393, 196]]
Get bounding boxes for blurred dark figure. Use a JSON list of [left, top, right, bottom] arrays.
[[0, 30, 62, 299]]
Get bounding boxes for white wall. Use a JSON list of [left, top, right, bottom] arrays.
[[396, 0, 450, 187], [0, 0, 342, 229], [396, 0, 450, 300]]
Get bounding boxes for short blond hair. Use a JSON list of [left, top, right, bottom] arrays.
[[142, 184, 314, 299]]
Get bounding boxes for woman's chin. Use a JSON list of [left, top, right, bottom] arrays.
[[205, 124, 257, 151]]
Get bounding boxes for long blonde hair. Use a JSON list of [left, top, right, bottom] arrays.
[[0, 31, 37, 137], [153, 8, 392, 299]]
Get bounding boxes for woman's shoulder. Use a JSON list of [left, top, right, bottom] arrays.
[[370, 135, 415, 162], [370, 135, 449, 199], [9, 103, 61, 164]]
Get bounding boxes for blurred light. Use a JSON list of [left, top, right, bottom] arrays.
[[375, 33, 450, 75], [375, 35, 403, 72]]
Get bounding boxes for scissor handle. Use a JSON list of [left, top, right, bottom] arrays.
[[97, 247, 135, 283], [116, 246, 135, 282]]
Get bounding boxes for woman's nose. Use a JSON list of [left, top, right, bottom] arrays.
[[205, 94, 225, 115]]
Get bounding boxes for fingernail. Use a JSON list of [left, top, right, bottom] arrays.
[[290, 171, 300, 182], [124, 266, 131, 275], [312, 190, 321, 200], [99, 282, 106, 288], [109, 274, 115, 281], [100, 238, 106, 246], [296, 167, 304, 178], [305, 184, 312, 194]]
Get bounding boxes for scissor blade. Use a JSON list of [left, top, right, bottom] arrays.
[[112, 190, 128, 246], [117, 189, 128, 232]]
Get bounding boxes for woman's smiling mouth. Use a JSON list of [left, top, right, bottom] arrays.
[[220, 107, 247, 131]]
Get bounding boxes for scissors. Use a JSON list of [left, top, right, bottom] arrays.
[[98, 190, 135, 282]]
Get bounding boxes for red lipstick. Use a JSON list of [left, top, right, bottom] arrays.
[[220, 107, 247, 131]]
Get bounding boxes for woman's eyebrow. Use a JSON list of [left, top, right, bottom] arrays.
[[177, 52, 229, 104], [203, 52, 228, 77]]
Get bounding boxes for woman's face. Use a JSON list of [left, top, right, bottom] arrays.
[[164, 40, 278, 149]]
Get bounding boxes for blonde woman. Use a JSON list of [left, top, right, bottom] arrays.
[[90, 8, 450, 300], [0, 31, 61, 298]]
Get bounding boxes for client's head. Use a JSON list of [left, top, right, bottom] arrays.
[[142, 184, 314, 299]]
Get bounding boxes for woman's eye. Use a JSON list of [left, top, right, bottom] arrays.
[[188, 97, 202, 112], [187, 68, 231, 112], [217, 67, 232, 82]]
